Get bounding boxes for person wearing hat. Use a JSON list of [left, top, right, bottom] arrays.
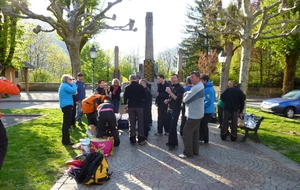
[[75, 72, 86, 127]]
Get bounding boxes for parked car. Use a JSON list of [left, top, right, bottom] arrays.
[[260, 90, 300, 118]]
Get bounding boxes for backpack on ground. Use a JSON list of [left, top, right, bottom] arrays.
[[71, 152, 112, 185], [82, 94, 105, 114]]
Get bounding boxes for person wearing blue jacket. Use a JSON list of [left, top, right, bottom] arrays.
[[199, 75, 216, 144], [75, 72, 86, 126], [59, 74, 77, 145]]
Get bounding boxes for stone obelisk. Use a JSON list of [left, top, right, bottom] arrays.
[[177, 48, 183, 82], [144, 12, 154, 82], [113, 46, 120, 81]]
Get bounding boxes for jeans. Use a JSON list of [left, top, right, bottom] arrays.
[[112, 99, 120, 113], [75, 102, 83, 124]]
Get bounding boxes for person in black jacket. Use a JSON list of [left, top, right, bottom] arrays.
[[155, 74, 170, 136], [139, 79, 151, 139], [220, 83, 245, 141], [110, 78, 121, 113], [165, 74, 184, 150], [97, 96, 120, 147], [123, 74, 146, 145]]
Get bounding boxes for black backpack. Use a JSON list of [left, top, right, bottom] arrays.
[[71, 152, 112, 185]]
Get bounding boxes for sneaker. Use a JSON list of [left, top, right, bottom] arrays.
[[138, 141, 147, 145], [130, 142, 136, 146], [199, 140, 205, 144], [155, 133, 163, 136], [78, 123, 84, 127], [178, 153, 187, 158], [164, 132, 169, 136], [63, 141, 74, 146]]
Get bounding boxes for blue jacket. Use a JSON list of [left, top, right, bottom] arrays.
[[59, 82, 77, 108], [204, 80, 216, 114], [75, 81, 86, 102]]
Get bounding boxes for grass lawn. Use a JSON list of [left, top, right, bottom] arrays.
[[0, 107, 299, 190]]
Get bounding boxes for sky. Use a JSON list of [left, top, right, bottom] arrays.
[[27, 0, 196, 57]]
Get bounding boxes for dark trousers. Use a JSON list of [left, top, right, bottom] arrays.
[[157, 104, 169, 133], [87, 112, 97, 125], [61, 105, 72, 144], [221, 110, 238, 138], [182, 118, 201, 157], [218, 106, 223, 128], [71, 105, 76, 126], [97, 111, 120, 146], [128, 107, 145, 143], [180, 104, 186, 135], [199, 113, 210, 143], [0, 119, 8, 170], [168, 110, 181, 147], [112, 99, 120, 113], [143, 107, 150, 137]]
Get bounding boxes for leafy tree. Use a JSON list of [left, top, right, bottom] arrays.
[[3, 0, 137, 78], [118, 57, 135, 82], [197, 49, 218, 75], [198, 0, 300, 95], [156, 47, 178, 77]]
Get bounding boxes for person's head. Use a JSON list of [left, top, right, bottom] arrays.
[[136, 75, 141, 82], [112, 78, 120, 86], [228, 80, 234, 87], [186, 76, 192, 86], [200, 74, 209, 85], [0, 64, 3, 73], [170, 74, 179, 85], [98, 79, 105, 88], [235, 83, 242, 89], [129, 74, 136, 82], [77, 72, 84, 81], [139, 79, 147, 88], [189, 71, 201, 84], [157, 74, 165, 84], [104, 95, 112, 102], [104, 83, 108, 90], [61, 74, 73, 84]]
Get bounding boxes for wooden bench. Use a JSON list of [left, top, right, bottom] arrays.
[[239, 115, 264, 143]]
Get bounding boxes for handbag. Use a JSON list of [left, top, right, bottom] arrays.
[[90, 137, 114, 157]]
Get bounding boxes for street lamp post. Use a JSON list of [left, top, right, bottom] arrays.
[[89, 46, 98, 92], [218, 51, 227, 98]]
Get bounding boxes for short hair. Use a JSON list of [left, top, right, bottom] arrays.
[[235, 83, 242, 88], [186, 76, 192, 85], [129, 74, 136, 81], [190, 71, 200, 78], [171, 74, 178, 78], [112, 78, 120, 85], [139, 79, 147, 84], [104, 95, 112, 102], [157, 74, 164, 79], [61, 74, 72, 82], [98, 79, 104, 84], [200, 74, 209, 81], [136, 75, 141, 79]]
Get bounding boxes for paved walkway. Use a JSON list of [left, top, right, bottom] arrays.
[[1, 92, 300, 190]]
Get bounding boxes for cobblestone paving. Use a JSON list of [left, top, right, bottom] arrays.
[[52, 122, 300, 190]]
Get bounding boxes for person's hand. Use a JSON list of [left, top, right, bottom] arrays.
[[165, 87, 171, 94], [164, 99, 169, 104], [155, 104, 158, 107]]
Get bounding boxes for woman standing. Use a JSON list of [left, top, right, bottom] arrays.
[[110, 78, 121, 113], [58, 74, 77, 145]]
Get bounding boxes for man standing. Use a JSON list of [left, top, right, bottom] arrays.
[[75, 72, 86, 127], [123, 74, 146, 145], [179, 71, 205, 158], [139, 79, 152, 139], [220, 83, 245, 141], [165, 74, 184, 151], [155, 74, 170, 136], [199, 75, 216, 144]]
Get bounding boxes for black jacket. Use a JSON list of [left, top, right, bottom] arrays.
[[155, 80, 170, 105], [221, 86, 245, 113], [123, 81, 145, 108]]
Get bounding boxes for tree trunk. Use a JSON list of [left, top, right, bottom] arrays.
[[66, 41, 81, 78], [219, 41, 233, 98], [239, 39, 254, 96], [282, 53, 299, 94]]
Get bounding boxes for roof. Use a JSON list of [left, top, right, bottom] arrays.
[[22, 62, 35, 69]]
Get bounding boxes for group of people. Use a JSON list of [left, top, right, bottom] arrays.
[[58, 73, 122, 146], [58, 70, 245, 159]]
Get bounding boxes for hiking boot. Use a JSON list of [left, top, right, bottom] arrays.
[[138, 141, 147, 145]]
